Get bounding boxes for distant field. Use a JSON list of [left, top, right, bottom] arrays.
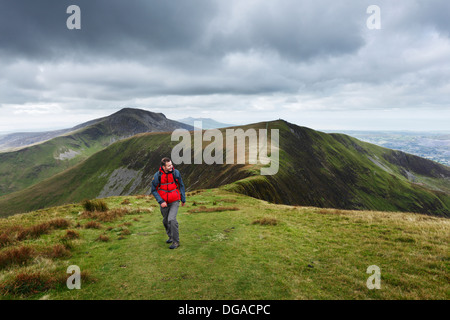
[[324, 130, 450, 166], [0, 188, 448, 300]]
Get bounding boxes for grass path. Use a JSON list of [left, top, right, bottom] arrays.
[[0, 188, 448, 299]]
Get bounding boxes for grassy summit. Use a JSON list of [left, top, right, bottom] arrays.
[[0, 188, 448, 300]]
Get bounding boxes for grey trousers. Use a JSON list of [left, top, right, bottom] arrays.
[[160, 200, 180, 243]]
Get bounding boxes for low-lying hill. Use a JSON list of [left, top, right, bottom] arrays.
[[0, 189, 448, 299], [0, 120, 448, 217], [0, 108, 193, 196]]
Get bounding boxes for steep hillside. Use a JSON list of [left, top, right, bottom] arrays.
[[0, 120, 449, 217], [224, 121, 450, 216], [0, 108, 193, 196]]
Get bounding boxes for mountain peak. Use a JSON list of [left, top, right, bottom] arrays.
[[112, 107, 167, 119]]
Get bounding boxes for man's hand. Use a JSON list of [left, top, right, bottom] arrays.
[[181, 202, 185, 207], [161, 202, 168, 208]]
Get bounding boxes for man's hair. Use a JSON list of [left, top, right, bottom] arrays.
[[161, 157, 172, 167]]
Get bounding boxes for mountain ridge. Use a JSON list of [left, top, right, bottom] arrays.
[[0, 108, 182, 152], [0, 108, 193, 196], [0, 119, 448, 218]]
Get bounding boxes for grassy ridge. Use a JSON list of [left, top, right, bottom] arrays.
[[0, 189, 448, 300], [224, 121, 450, 216], [0, 120, 449, 217], [0, 130, 253, 217]]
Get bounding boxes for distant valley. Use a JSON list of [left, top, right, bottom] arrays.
[[324, 130, 450, 166]]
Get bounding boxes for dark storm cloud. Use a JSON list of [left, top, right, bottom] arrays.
[[1, 0, 449, 65], [206, 0, 367, 62], [0, 0, 218, 60], [0, 0, 370, 63], [0, 0, 449, 132]]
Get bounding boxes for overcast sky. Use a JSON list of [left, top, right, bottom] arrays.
[[0, 0, 449, 133]]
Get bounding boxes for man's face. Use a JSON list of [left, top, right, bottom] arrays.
[[163, 161, 173, 172]]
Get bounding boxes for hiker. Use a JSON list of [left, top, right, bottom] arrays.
[[150, 157, 186, 249]]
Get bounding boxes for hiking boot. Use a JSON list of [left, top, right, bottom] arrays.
[[166, 238, 173, 244], [169, 242, 180, 249]]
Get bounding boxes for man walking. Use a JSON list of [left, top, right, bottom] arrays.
[[151, 157, 186, 249]]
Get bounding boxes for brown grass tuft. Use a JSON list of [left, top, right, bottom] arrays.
[[81, 208, 131, 222], [0, 226, 25, 243], [119, 222, 132, 227], [316, 209, 346, 215], [17, 223, 50, 240], [45, 244, 71, 259], [187, 206, 239, 214], [84, 221, 102, 229], [187, 190, 203, 196], [14, 218, 71, 241], [0, 246, 35, 269], [63, 230, 80, 240], [120, 228, 131, 236], [0, 270, 97, 296], [219, 198, 237, 203], [0, 272, 52, 296], [96, 234, 110, 242], [81, 199, 109, 212], [0, 233, 12, 248], [56, 270, 96, 287], [252, 217, 278, 226], [47, 218, 71, 229]]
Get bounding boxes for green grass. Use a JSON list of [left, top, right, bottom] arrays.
[[0, 126, 112, 197], [1, 120, 448, 218], [0, 189, 448, 300]]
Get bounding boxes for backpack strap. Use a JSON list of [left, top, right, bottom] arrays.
[[157, 170, 179, 190], [157, 171, 162, 189], [172, 171, 180, 190]]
